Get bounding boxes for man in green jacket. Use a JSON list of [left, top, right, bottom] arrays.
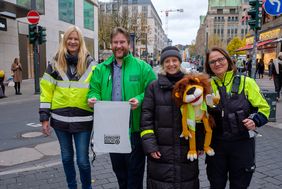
[[88, 27, 156, 189]]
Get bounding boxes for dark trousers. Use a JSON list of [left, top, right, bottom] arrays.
[[14, 82, 21, 94], [110, 132, 145, 189], [206, 138, 255, 189], [0, 83, 4, 96]]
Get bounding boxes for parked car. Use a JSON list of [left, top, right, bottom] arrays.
[[181, 62, 198, 73]]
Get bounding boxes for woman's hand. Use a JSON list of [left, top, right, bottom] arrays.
[[150, 151, 161, 159], [42, 121, 51, 136], [242, 118, 256, 131], [88, 98, 97, 108]]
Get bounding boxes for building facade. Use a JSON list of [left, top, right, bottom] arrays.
[[99, 0, 167, 61], [0, 0, 98, 79]]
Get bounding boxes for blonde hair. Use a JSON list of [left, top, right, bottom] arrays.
[[55, 25, 89, 76]]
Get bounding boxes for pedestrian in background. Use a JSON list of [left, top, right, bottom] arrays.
[[87, 27, 156, 189], [268, 59, 273, 79], [11, 58, 22, 95], [272, 52, 282, 101], [39, 25, 96, 189], [258, 59, 265, 79], [204, 47, 270, 189], [140, 46, 200, 189]]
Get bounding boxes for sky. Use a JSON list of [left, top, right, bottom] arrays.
[[100, 0, 209, 45], [151, 0, 208, 45]]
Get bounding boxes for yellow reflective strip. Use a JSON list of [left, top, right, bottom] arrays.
[[41, 73, 56, 85], [140, 130, 154, 138]]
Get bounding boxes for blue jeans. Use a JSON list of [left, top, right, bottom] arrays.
[[54, 129, 92, 189]]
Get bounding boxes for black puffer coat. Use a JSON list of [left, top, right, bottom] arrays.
[[141, 74, 199, 189]]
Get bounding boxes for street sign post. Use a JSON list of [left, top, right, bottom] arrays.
[[27, 10, 40, 94], [27, 10, 40, 25], [264, 0, 282, 16]]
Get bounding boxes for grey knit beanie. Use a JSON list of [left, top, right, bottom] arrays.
[[160, 46, 182, 65]]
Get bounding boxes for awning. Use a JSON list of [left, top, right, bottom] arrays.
[[236, 39, 275, 51], [271, 38, 282, 43], [236, 44, 253, 51], [257, 39, 274, 47], [0, 1, 31, 18]]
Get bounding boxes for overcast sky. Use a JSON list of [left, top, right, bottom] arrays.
[[151, 0, 208, 45], [100, 0, 208, 45]]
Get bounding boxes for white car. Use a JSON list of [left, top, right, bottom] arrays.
[[181, 62, 198, 73]]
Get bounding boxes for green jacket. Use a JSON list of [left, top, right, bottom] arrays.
[[211, 70, 270, 119], [88, 53, 156, 133]]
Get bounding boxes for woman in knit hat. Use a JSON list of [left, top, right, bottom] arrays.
[[140, 46, 200, 189]]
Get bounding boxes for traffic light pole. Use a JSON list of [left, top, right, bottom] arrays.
[[251, 29, 259, 79], [33, 26, 40, 94]]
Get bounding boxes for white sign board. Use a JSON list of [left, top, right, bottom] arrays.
[[92, 101, 131, 153]]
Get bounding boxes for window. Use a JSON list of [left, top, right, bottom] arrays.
[[217, 9, 223, 14], [17, 0, 45, 13], [230, 9, 236, 14], [84, 0, 94, 31], [59, 0, 75, 24]]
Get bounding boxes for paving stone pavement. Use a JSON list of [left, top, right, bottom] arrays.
[[1, 125, 282, 189]]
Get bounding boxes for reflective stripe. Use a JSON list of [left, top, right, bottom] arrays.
[[70, 82, 89, 88], [140, 129, 154, 138], [42, 73, 56, 85], [56, 81, 89, 88], [79, 61, 96, 81], [51, 113, 93, 122], [54, 63, 69, 81], [40, 102, 51, 109]]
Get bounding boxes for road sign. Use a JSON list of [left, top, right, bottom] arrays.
[[264, 0, 282, 16], [27, 10, 40, 24]]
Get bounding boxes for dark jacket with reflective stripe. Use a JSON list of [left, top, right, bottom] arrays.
[[141, 74, 199, 189], [39, 55, 96, 133]]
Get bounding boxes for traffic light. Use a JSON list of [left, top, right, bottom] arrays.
[[28, 24, 37, 44], [38, 26, 47, 44], [247, 0, 263, 30]]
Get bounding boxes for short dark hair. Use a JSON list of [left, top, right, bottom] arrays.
[[204, 47, 236, 76], [110, 27, 130, 44]]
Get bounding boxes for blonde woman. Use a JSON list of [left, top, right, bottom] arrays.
[[39, 26, 96, 189], [11, 58, 22, 95]]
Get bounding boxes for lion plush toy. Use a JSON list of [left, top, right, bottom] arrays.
[[173, 73, 215, 161]]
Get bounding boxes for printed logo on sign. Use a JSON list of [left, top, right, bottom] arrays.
[[104, 135, 120, 144]]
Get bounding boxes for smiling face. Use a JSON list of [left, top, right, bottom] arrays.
[[111, 33, 129, 61], [66, 31, 80, 55], [208, 51, 229, 79], [163, 56, 181, 75]]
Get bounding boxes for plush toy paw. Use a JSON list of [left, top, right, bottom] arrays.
[[204, 146, 215, 156], [187, 150, 198, 161], [206, 92, 220, 107], [180, 130, 191, 140]]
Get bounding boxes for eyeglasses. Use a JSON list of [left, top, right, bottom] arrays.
[[209, 57, 226, 65]]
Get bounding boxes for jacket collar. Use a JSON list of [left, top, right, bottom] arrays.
[[212, 70, 234, 86]]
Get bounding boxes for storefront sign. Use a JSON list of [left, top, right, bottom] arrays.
[[0, 18, 7, 31], [260, 28, 280, 41], [246, 36, 254, 45]]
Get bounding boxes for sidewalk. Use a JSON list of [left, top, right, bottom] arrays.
[[0, 76, 282, 189]]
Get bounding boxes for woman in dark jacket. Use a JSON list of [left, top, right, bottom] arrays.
[[141, 46, 199, 189]]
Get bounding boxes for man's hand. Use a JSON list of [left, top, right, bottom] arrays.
[[42, 121, 51, 136], [88, 98, 97, 108], [129, 98, 139, 110]]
